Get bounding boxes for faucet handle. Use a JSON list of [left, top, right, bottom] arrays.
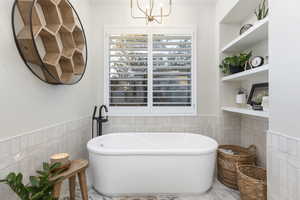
[[92, 106, 98, 120]]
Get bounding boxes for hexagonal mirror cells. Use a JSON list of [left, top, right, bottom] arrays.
[[58, 0, 75, 31], [41, 53, 60, 82], [59, 26, 76, 58], [38, 29, 61, 56], [17, 1, 43, 65], [51, 0, 61, 5], [13, 0, 87, 85], [43, 62, 62, 83], [18, 28, 41, 65], [17, 0, 42, 32], [59, 56, 74, 83], [59, 56, 74, 73], [72, 50, 84, 75], [72, 26, 84, 50], [37, 0, 62, 33]]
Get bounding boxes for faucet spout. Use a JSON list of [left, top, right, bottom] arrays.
[[99, 105, 108, 122]]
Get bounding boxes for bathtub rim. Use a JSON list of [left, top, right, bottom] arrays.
[[87, 132, 218, 156]]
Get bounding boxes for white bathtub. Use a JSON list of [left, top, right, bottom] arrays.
[[87, 133, 218, 196]]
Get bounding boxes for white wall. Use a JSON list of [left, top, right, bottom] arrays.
[[91, 0, 219, 116], [0, 0, 94, 140], [268, 2, 300, 199], [269, 0, 300, 138]]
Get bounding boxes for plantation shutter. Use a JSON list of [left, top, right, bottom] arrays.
[[152, 34, 192, 107], [109, 34, 148, 107]]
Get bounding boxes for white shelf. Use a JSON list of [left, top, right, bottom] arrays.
[[222, 106, 269, 118], [221, 18, 269, 54], [222, 65, 269, 82], [220, 0, 261, 24]]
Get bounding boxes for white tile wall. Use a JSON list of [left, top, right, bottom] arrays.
[[240, 116, 268, 167], [102, 115, 224, 143], [219, 113, 242, 146], [0, 117, 91, 200], [268, 131, 300, 200], [0, 114, 270, 199]]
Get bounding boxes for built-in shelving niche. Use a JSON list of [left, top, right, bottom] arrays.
[[219, 0, 269, 119]]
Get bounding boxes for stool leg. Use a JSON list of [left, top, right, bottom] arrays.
[[69, 175, 76, 200], [52, 182, 62, 199], [78, 169, 89, 200]]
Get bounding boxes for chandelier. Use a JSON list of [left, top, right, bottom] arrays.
[[130, 0, 172, 24]]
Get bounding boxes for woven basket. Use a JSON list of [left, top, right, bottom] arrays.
[[237, 165, 267, 200], [217, 145, 256, 189]]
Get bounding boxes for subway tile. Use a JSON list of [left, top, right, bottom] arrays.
[[279, 135, 288, 153], [0, 117, 90, 199], [0, 139, 11, 157], [271, 134, 280, 149], [287, 138, 298, 156]]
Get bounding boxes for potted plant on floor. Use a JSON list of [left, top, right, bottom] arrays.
[[0, 162, 63, 200], [219, 52, 252, 75]]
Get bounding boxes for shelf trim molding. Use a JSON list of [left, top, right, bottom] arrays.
[[222, 106, 269, 118], [221, 18, 269, 54], [222, 65, 269, 82]]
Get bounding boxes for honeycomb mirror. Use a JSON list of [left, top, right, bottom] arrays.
[[12, 0, 88, 85]]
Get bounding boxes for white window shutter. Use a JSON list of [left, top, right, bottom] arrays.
[[152, 34, 192, 107], [105, 28, 196, 116], [109, 34, 148, 107]]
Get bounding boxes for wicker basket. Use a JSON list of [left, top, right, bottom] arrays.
[[237, 165, 267, 200], [217, 145, 256, 189]]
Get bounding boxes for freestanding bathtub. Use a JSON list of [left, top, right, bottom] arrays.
[[87, 133, 218, 196]]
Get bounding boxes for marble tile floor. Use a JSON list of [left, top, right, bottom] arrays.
[[63, 181, 240, 200]]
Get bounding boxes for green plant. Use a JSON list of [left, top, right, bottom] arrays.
[[255, 0, 269, 20], [219, 52, 252, 74], [253, 95, 263, 104], [0, 162, 63, 200], [253, 91, 268, 104]]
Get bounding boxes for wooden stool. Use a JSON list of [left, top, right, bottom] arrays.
[[51, 159, 89, 200]]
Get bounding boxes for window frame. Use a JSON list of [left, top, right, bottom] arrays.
[[104, 26, 197, 116]]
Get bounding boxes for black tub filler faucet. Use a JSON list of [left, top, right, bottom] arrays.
[[92, 105, 108, 138]]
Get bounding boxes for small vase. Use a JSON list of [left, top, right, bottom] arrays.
[[236, 94, 246, 104]]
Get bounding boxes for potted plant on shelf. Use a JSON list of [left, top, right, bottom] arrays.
[[219, 52, 252, 75], [255, 0, 269, 20], [252, 95, 264, 110], [0, 162, 63, 200]]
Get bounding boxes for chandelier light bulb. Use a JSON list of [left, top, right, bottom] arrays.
[[130, 0, 172, 24]]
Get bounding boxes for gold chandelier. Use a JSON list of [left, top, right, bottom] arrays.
[[130, 0, 172, 24]]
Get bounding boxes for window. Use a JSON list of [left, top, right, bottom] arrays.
[[104, 27, 196, 116]]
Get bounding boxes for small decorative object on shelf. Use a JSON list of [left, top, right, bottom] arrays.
[[247, 83, 269, 111], [236, 88, 247, 105], [219, 52, 252, 74], [239, 24, 253, 35], [255, 0, 269, 21], [250, 56, 264, 68], [12, 0, 88, 85], [262, 96, 269, 111]]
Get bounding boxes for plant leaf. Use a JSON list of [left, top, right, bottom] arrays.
[[30, 176, 39, 187], [43, 162, 50, 171]]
